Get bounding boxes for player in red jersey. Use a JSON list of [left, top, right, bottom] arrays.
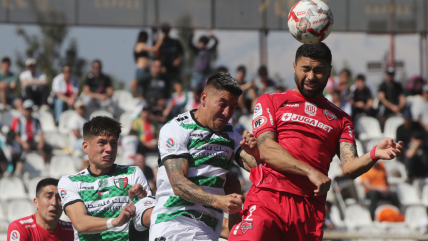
[[229, 43, 404, 241], [7, 178, 74, 241]]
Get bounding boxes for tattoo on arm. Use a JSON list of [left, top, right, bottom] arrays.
[[238, 151, 258, 172], [339, 142, 358, 166], [256, 131, 276, 146], [293, 165, 303, 172], [164, 158, 217, 205]]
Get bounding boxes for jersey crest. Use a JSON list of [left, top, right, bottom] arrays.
[[323, 109, 337, 121], [305, 102, 317, 116], [114, 177, 128, 190]]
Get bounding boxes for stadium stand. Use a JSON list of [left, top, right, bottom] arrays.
[[0, 177, 27, 201], [6, 199, 35, 223], [89, 109, 113, 119]]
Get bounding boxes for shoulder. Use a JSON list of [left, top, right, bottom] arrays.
[[323, 99, 352, 121], [60, 169, 89, 184], [19, 71, 30, 78], [163, 112, 191, 130], [52, 74, 63, 83], [9, 215, 35, 231]]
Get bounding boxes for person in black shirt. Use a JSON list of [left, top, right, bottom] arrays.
[[378, 66, 406, 129], [349, 74, 375, 120], [136, 59, 170, 105], [83, 60, 115, 116], [156, 23, 184, 84]]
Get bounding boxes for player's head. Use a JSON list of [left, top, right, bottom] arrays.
[[198, 36, 209, 49], [161, 23, 171, 35], [137, 31, 148, 43], [236, 65, 246, 82], [355, 74, 366, 90], [34, 178, 62, 223], [293, 42, 332, 98], [200, 72, 242, 132], [82, 116, 121, 169], [91, 59, 102, 76]]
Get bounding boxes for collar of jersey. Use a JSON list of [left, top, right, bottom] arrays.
[[287, 90, 326, 102], [87, 164, 117, 177]]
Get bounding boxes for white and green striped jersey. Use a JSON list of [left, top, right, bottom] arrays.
[[151, 110, 243, 236], [58, 164, 152, 241]]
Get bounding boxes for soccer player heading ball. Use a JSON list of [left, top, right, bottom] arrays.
[[229, 43, 404, 241]]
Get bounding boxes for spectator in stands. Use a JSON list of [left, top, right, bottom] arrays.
[[150, 96, 169, 125], [410, 85, 428, 133], [163, 82, 186, 118], [0, 57, 17, 109], [349, 74, 374, 120], [216, 66, 228, 73], [254, 65, 275, 95], [331, 90, 352, 116], [184, 85, 202, 112], [156, 23, 184, 83], [83, 60, 115, 116], [397, 109, 426, 154], [7, 178, 74, 241], [132, 59, 170, 105], [1, 127, 23, 177], [336, 68, 352, 103], [404, 130, 428, 180], [134, 150, 156, 194], [134, 30, 165, 76], [19, 58, 49, 109], [68, 101, 87, 153], [188, 29, 218, 89], [132, 106, 158, 154], [235, 65, 252, 114], [361, 161, 401, 220], [333, 165, 359, 202], [52, 65, 79, 123], [11, 100, 52, 166], [247, 86, 259, 113], [378, 66, 406, 129], [405, 75, 424, 96], [323, 201, 335, 230]]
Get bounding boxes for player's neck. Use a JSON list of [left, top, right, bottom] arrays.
[[89, 163, 114, 176], [292, 86, 324, 98], [35, 212, 58, 231], [193, 109, 208, 128]]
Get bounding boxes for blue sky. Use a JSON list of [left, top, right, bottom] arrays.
[[0, 24, 421, 91]]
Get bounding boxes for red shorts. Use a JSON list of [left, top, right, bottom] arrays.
[[229, 185, 325, 241]]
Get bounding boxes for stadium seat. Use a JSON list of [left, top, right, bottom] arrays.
[[44, 132, 69, 149], [0, 177, 27, 201], [422, 184, 428, 206], [0, 204, 8, 232], [238, 115, 252, 133], [355, 116, 383, 141], [26, 177, 45, 199], [384, 116, 404, 141], [33, 110, 57, 132], [383, 160, 407, 185], [6, 199, 35, 223], [22, 152, 48, 177], [344, 205, 373, 231], [405, 205, 426, 231], [0, 109, 20, 127], [365, 137, 384, 154], [113, 90, 137, 112], [396, 183, 421, 206], [49, 155, 78, 179], [60, 212, 71, 222], [89, 110, 113, 119], [58, 110, 76, 135], [119, 111, 134, 136], [354, 176, 366, 202], [355, 139, 364, 156], [115, 156, 134, 166], [330, 204, 345, 228], [328, 156, 342, 180], [145, 153, 159, 169]]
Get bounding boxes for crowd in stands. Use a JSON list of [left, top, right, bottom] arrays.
[[1, 24, 428, 235]]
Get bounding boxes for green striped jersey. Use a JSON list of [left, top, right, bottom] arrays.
[[58, 164, 152, 241], [151, 110, 242, 235]]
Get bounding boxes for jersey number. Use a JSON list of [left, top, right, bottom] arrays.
[[244, 205, 256, 221]]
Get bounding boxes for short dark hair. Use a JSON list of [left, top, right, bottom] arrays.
[[199, 36, 209, 45], [83, 116, 121, 140], [36, 178, 59, 198], [295, 42, 332, 65], [258, 65, 268, 77], [1, 57, 11, 64], [341, 68, 351, 77], [205, 72, 243, 97], [236, 65, 246, 75], [161, 23, 171, 34], [215, 66, 229, 73], [356, 74, 366, 81], [92, 59, 102, 69], [137, 31, 148, 43]]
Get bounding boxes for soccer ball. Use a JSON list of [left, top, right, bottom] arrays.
[[287, 0, 334, 44]]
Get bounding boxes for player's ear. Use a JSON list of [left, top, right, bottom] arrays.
[[33, 197, 38, 209], [293, 62, 296, 74], [82, 140, 89, 154], [201, 91, 208, 107]]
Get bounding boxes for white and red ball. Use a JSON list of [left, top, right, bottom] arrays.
[[287, 0, 334, 44]]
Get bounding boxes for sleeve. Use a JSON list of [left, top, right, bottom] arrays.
[[35, 120, 42, 135], [252, 94, 277, 137], [411, 99, 422, 121], [10, 118, 19, 134], [338, 115, 356, 145], [84, 75, 91, 87], [366, 88, 373, 99], [38, 73, 47, 82], [158, 121, 190, 164], [52, 76, 61, 93], [7, 221, 29, 241], [72, 77, 80, 94], [58, 176, 84, 214], [19, 72, 26, 83], [231, 127, 243, 162], [378, 82, 386, 93], [104, 75, 112, 88], [132, 167, 155, 231], [68, 116, 78, 130], [176, 40, 184, 55]]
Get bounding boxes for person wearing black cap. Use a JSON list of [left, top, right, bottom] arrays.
[[378, 66, 406, 130]]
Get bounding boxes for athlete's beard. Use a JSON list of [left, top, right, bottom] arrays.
[[294, 73, 324, 98]]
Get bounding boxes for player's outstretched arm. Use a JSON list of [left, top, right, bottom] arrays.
[[164, 157, 243, 214], [65, 201, 135, 234], [236, 130, 261, 172], [338, 138, 404, 179], [256, 131, 331, 196]]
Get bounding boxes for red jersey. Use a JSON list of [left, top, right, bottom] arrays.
[[7, 214, 74, 241], [251, 90, 356, 203]]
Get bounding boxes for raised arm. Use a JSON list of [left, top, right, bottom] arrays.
[[235, 130, 261, 172], [338, 138, 403, 179], [256, 131, 331, 196]]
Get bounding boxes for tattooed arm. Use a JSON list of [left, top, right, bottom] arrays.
[[235, 151, 259, 172], [164, 157, 243, 214], [338, 138, 404, 179], [256, 131, 331, 196]]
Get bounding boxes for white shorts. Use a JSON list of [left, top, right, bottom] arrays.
[[149, 215, 218, 241]]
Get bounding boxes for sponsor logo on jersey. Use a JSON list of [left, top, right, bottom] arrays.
[[165, 137, 179, 153], [19, 218, 34, 224], [80, 186, 95, 190], [283, 103, 299, 107], [10, 230, 20, 240], [281, 113, 333, 132], [114, 177, 128, 190], [98, 190, 109, 197], [253, 116, 267, 131], [253, 103, 262, 120], [267, 108, 274, 125], [190, 133, 203, 138], [296, 11, 306, 16], [143, 200, 153, 206], [99, 179, 108, 188], [241, 222, 253, 234], [323, 109, 337, 121], [218, 132, 229, 140], [305, 102, 317, 116], [155, 237, 166, 241], [60, 189, 67, 199]]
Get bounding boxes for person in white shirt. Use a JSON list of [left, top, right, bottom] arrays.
[[411, 85, 428, 132], [19, 58, 49, 109], [68, 101, 87, 152], [52, 65, 79, 123]]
